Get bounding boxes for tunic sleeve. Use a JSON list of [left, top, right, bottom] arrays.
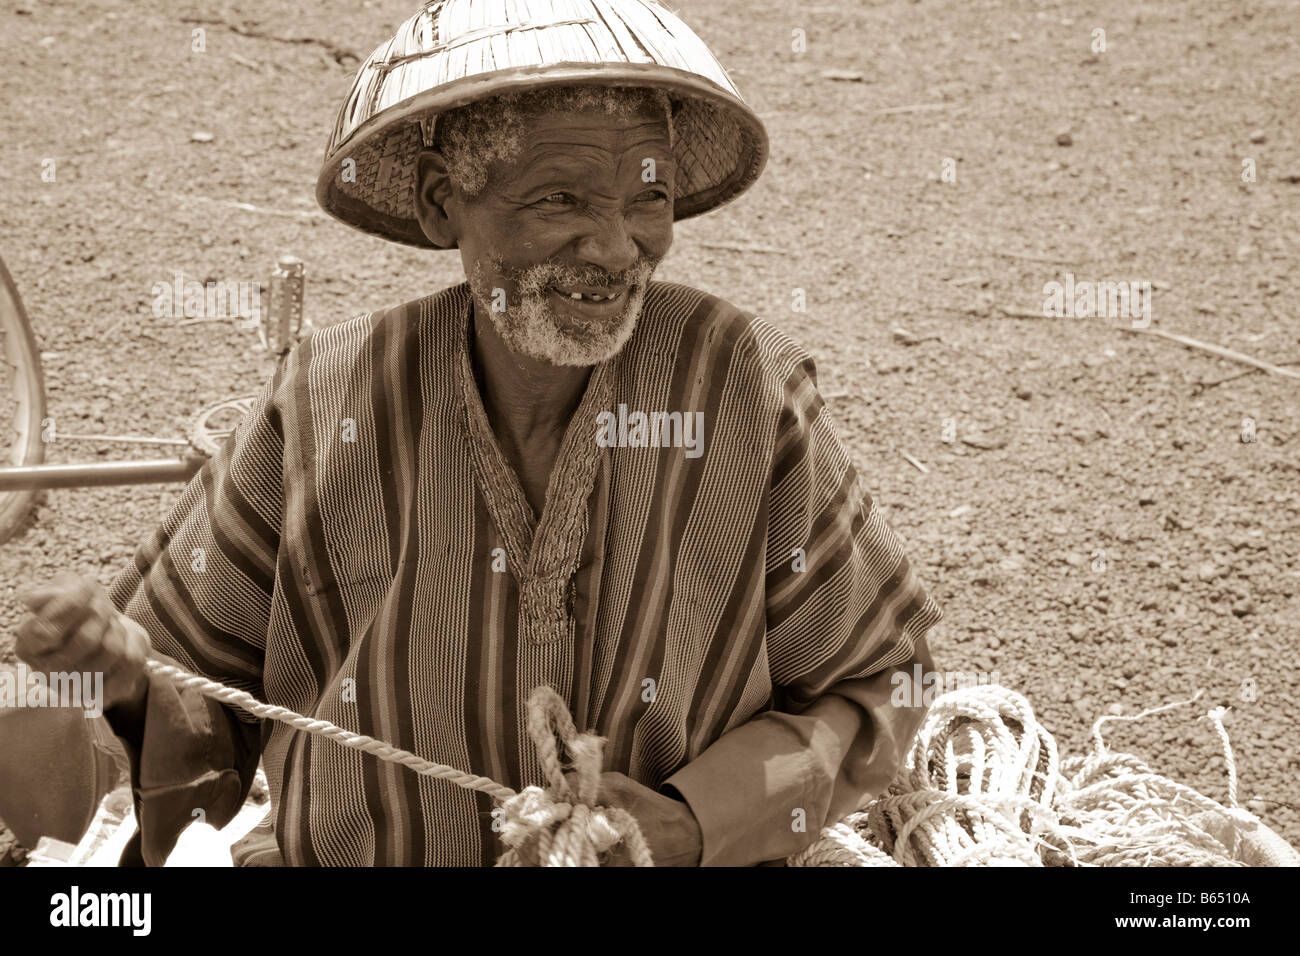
[[665, 341, 943, 865], [103, 362, 289, 866]]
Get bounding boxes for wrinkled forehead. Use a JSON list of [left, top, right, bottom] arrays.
[[516, 106, 674, 151], [482, 107, 677, 193]]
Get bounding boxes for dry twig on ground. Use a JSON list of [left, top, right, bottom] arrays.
[[1121, 327, 1300, 382]]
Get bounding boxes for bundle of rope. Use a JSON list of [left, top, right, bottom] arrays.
[[145, 660, 1299, 867], [789, 684, 1300, 867]]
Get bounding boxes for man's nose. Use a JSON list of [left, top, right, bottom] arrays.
[[574, 212, 639, 276]]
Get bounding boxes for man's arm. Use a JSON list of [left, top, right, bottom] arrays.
[[664, 340, 943, 866], [99, 365, 289, 865]]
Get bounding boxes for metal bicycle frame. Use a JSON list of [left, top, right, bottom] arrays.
[[0, 257, 304, 495]]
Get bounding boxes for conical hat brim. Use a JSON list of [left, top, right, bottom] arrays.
[[317, 63, 767, 249]]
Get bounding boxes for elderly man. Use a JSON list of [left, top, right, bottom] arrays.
[[15, 0, 941, 866]]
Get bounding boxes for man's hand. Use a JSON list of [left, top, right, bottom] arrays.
[[596, 771, 702, 867], [16, 572, 151, 713]]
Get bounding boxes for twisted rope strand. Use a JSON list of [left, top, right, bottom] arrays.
[[145, 660, 652, 866], [146, 661, 516, 801]]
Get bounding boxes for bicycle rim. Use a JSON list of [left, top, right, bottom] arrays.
[[0, 253, 48, 543]]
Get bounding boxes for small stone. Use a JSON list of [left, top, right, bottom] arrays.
[[961, 430, 1009, 451], [1249, 130, 1266, 144], [1232, 598, 1255, 617], [190, 130, 215, 143], [1197, 562, 1221, 582], [1246, 798, 1267, 814], [1069, 623, 1088, 642], [1107, 702, 1125, 716], [1014, 385, 1032, 400], [1008, 32, 1022, 42], [821, 69, 866, 82], [1138, 488, 1158, 506], [1160, 632, 1179, 647], [1055, 129, 1073, 147]]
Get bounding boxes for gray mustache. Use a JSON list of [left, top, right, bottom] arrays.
[[514, 256, 658, 290]]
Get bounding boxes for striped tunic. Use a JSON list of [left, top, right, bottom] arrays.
[[107, 281, 943, 866]]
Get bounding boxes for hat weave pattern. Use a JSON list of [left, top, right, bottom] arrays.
[[317, 0, 768, 248]]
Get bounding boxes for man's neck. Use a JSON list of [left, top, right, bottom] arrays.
[[469, 303, 593, 450]]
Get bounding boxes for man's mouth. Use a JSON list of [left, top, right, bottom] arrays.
[[548, 284, 628, 303]]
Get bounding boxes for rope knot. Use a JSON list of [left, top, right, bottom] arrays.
[[493, 686, 654, 866], [498, 786, 572, 848]]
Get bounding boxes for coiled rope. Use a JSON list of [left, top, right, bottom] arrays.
[[789, 684, 1300, 867]]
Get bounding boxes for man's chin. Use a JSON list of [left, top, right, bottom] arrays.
[[503, 289, 645, 366], [547, 323, 637, 367]]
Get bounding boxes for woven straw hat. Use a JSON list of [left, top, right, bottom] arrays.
[[317, 0, 768, 249]]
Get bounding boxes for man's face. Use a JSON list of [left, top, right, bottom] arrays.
[[446, 104, 675, 366]]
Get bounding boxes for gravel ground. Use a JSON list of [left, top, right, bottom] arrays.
[[1, 0, 1297, 862]]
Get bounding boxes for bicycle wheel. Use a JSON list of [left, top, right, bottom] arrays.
[[0, 253, 48, 544]]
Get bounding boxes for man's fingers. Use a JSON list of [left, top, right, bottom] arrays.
[[17, 598, 111, 671], [17, 571, 89, 609], [45, 611, 110, 675], [12, 577, 147, 712], [14, 574, 106, 656], [66, 610, 113, 664], [595, 771, 640, 808], [26, 584, 99, 637], [14, 611, 72, 660], [16, 585, 60, 612]]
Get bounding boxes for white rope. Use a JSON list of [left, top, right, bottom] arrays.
[[789, 684, 1299, 868]]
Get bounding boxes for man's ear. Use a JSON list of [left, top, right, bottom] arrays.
[[413, 150, 461, 248]]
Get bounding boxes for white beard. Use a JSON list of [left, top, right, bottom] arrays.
[[468, 256, 657, 367]]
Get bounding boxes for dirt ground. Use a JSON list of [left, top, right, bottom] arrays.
[[1, 0, 1297, 862]]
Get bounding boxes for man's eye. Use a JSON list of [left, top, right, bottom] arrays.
[[540, 192, 575, 204], [638, 190, 670, 203]]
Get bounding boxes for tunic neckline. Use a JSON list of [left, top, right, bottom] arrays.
[[453, 290, 617, 645]]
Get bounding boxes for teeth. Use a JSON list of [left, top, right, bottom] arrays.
[[556, 288, 619, 302]]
